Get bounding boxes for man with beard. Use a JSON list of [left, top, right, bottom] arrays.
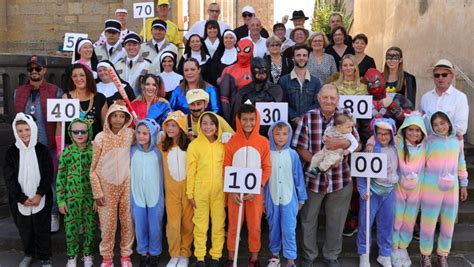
[[278, 44, 321, 128], [185, 89, 234, 142], [14, 55, 63, 233], [230, 57, 284, 136]]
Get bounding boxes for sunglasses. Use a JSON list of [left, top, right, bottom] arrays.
[[71, 130, 88, 136], [433, 73, 449, 78], [27, 66, 43, 73], [242, 13, 254, 18]]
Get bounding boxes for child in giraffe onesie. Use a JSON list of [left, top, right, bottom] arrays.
[[131, 118, 165, 267], [90, 102, 134, 267], [160, 110, 193, 267], [265, 121, 307, 267], [419, 111, 468, 267], [391, 113, 427, 267], [187, 112, 226, 266], [56, 118, 96, 267], [224, 104, 272, 266]]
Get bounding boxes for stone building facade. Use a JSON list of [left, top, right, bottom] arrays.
[[0, 0, 274, 54]]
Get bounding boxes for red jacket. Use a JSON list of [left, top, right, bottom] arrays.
[[15, 80, 60, 149]]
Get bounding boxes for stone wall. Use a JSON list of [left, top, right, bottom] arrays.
[[0, 0, 274, 55], [350, 0, 474, 142]]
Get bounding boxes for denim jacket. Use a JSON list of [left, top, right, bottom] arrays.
[[278, 69, 321, 120]]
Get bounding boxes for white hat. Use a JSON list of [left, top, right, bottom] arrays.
[[115, 8, 128, 14], [241, 6, 255, 14], [186, 89, 209, 104], [433, 59, 454, 73]]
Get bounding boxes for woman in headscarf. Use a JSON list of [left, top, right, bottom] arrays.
[[158, 51, 183, 100], [210, 29, 238, 86]]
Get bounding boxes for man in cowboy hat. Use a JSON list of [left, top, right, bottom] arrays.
[[420, 59, 469, 137], [285, 10, 313, 40]]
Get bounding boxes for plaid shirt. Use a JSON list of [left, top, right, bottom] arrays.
[[292, 108, 359, 193]]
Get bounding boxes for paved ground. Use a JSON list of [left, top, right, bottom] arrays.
[[0, 215, 472, 267]]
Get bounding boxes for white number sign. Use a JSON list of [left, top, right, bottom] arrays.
[[338, 95, 373, 119], [350, 152, 387, 178], [256, 102, 288, 125], [224, 167, 262, 194], [133, 2, 155, 18], [63, 33, 88, 52], [47, 99, 80, 122]]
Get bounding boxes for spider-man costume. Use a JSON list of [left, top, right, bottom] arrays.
[[219, 39, 253, 121], [364, 68, 413, 128]]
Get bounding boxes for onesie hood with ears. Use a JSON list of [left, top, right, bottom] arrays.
[[135, 118, 161, 152], [12, 112, 38, 150], [396, 112, 427, 144], [68, 117, 93, 147], [267, 120, 293, 151], [371, 117, 397, 153], [196, 111, 223, 143], [428, 110, 456, 138], [161, 110, 188, 140], [104, 101, 133, 133]]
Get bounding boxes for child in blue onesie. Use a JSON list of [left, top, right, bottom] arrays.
[[131, 118, 165, 267], [265, 121, 307, 267]]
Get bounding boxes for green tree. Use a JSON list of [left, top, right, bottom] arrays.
[[311, 0, 353, 35]]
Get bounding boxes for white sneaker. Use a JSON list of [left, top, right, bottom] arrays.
[[83, 255, 94, 267], [377, 255, 392, 267], [19, 256, 33, 267], [176, 256, 189, 267], [391, 249, 402, 267], [167, 257, 179, 267], [359, 254, 370, 267], [267, 257, 280, 267], [51, 214, 60, 232], [67, 256, 77, 267], [399, 248, 412, 267]]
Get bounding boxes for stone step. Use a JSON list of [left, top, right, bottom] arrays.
[[458, 200, 474, 223], [0, 216, 473, 259]]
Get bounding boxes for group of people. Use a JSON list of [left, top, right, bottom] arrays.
[[4, 1, 470, 267]]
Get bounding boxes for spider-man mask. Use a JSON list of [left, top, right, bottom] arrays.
[[236, 39, 253, 67], [364, 68, 386, 100]]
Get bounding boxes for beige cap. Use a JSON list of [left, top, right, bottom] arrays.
[[433, 59, 454, 73], [186, 89, 209, 104]]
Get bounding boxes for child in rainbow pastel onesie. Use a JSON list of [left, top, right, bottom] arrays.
[[391, 113, 427, 267], [265, 121, 307, 267], [131, 118, 165, 267], [357, 118, 398, 267], [419, 111, 468, 267]]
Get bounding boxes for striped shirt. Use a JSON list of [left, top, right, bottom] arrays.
[[292, 108, 359, 193]]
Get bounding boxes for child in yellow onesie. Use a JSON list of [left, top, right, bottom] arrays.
[[160, 111, 193, 267], [187, 112, 226, 267], [90, 102, 134, 267]]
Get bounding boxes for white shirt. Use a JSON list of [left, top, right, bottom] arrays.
[[152, 39, 166, 51], [243, 35, 267, 58], [420, 85, 469, 134], [159, 71, 183, 93], [204, 38, 220, 58], [184, 20, 231, 40]]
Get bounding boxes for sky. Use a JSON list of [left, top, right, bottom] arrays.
[[274, 0, 315, 28]]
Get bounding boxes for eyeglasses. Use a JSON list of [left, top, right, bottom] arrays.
[[208, 9, 220, 13], [27, 66, 43, 73], [71, 130, 88, 136], [433, 73, 449, 78], [242, 12, 254, 18]]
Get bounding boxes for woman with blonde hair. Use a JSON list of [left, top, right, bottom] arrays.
[[332, 54, 367, 96], [307, 32, 337, 84]]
